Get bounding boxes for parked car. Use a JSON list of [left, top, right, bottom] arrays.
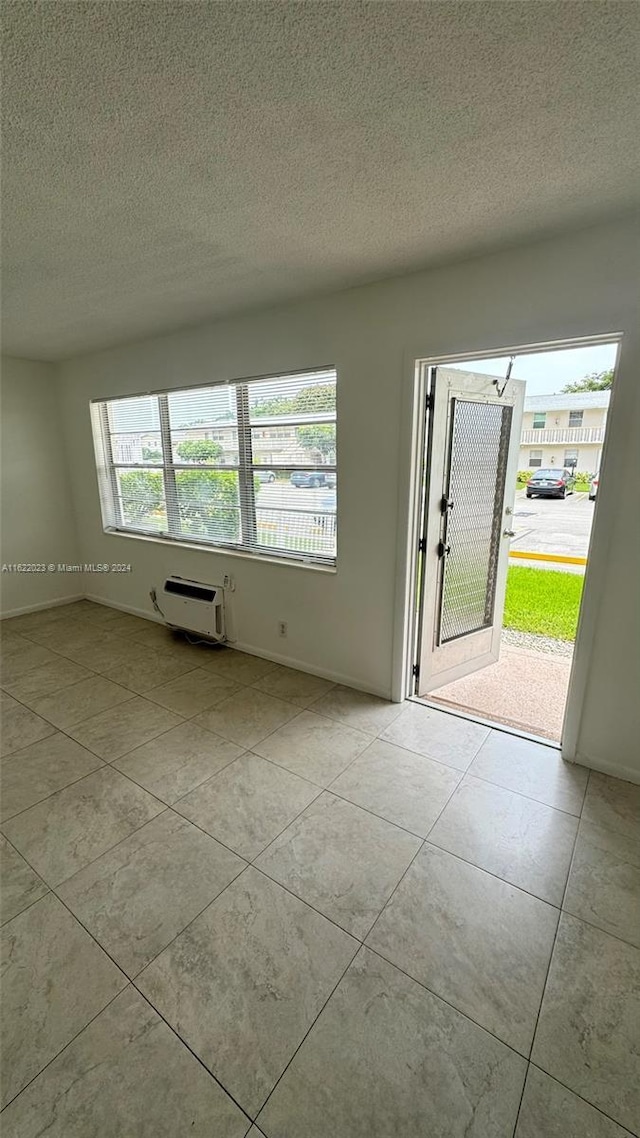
[[290, 471, 329, 488], [589, 472, 599, 501], [254, 469, 276, 483], [525, 468, 576, 499]]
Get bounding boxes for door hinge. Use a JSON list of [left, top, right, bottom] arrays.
[[418, 537, 426, 553], [425, 392, 433, 411], [412, 663, 420, 679]]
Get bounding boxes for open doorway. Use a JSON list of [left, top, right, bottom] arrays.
[[409, 338, 619, 743]]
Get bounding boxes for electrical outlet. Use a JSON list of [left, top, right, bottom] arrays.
[[278, 621, 288, 638]]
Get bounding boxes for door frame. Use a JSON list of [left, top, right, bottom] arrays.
[[391, 332, 622, 760]]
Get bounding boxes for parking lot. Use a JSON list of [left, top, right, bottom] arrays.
[[511, 489, 594, 561], [255, 481, 593, 564]]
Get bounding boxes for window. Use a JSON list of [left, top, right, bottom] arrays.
[[91, 368, 337, 567], [529, 450, 543, 467], [564, 448, 578, 468], [532, 412, 546, 429], [568, 410, 583, 427]]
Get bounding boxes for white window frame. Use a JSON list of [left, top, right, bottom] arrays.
[[91, 368, 337, 569], [568, 409, 584, 427], [529, 449, 543, 467], [532, 412, 546, 429]]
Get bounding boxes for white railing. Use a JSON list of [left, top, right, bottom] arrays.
[[521, 426, 604, 444]]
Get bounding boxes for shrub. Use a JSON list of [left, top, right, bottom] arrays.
[[175, 469, 239, 540], [516, 470, 532, 484]]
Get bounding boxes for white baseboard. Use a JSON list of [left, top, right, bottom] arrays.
[[83, 594, 165, 625], [573, 749, 640, 787], [83, 595, 392, 699], [0, 594, 86, 619], [232, 639, 392, 700]]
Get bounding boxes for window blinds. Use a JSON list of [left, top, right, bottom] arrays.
[[91, 368, 337, 567]]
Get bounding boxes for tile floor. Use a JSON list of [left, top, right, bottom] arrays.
[[1, 600, 638, 1137]]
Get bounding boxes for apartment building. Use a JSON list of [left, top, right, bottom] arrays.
[[518, 390, 609, 473]]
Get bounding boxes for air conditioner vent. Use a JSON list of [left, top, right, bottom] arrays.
[[164, 579, 217, 603], [158, 576, 225, 641]]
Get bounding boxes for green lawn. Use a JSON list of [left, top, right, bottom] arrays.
[[503, 565, 584, 641]]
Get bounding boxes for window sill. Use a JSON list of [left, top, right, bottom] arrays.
[[102, 527, 338, 574]]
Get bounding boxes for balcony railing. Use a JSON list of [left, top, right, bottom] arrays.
[[521, 426, 604, 445]]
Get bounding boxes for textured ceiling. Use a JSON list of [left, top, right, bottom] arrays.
[[3, 1, 640, 360]]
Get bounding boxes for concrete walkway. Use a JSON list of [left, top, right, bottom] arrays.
[[429, 637, 572, 742]]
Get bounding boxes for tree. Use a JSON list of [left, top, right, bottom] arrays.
[[176, 439, 223, 463], [252, 383, 336, 418], [292, 384, 335, 413], [142, 446, 162, 462], [296, 423, 335, 459], [561, 369, 614, 393]]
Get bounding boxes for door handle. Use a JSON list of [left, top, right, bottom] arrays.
[[503, 529, 516, 537]]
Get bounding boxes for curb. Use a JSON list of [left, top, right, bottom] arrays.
[[509, 551, 587, 566]]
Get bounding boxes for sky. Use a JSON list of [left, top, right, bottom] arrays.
[[450, 342, 618, 397]]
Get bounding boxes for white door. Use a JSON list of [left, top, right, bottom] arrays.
[[416, 364, 525, 694]]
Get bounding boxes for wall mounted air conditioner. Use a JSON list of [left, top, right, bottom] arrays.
[[157, 576, 225, 641]]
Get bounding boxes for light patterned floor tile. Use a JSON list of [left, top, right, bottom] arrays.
[[381, 702, 490, 771], [0, 692, 56, 757], [532, 913, 640, 1134], [0, 834, 48, 925], [175, 752, 319, 860], [193, 689, 299, 749], [582, 772, 640, 842], [1, 987, 250, 1137], [252, 665, 334, 708], [137, 867, 357, 1116], [145, 667, 241, 716], [113, 720, 244, 804], [0, 640, 62, 685], [23, 676, 134, 729], [367, 843, 558, 1054], [0, 732, 103, 822], [99, 644, 195, 693], [2, 657, 93, 703], [564, 821, 640, 948], [3, 766, 164, 885], [515, 1066, 633, 1137], [256, 792, 421, 937], [469, 730, 588, 814], [331, 738, 461, 836], [201, 648, 278, 685], [429, 775, 577, 904], [67, 697, 183, 760], [59, 811, 245, 975], [252, 710, 370, 787], [0, 894, 126, 1108], [310, 685, 404, 736], [258, 947, 526, 1138]]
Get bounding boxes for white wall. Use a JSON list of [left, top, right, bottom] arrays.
[[57, 216, 640, 779], [1, 357, 81, 613]]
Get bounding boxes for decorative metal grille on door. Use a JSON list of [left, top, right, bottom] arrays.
[[437, 398, 512, 644]]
